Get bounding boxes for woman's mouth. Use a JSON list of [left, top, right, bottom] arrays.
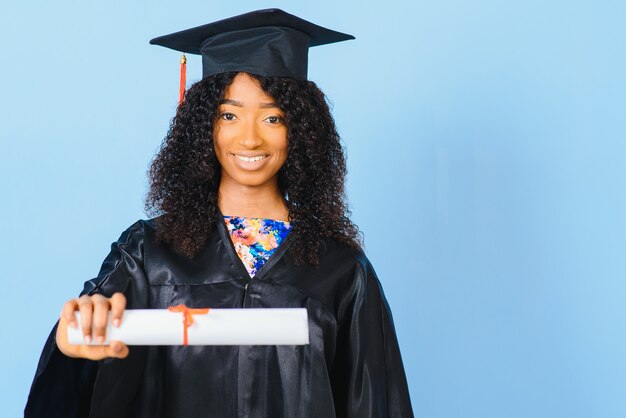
[[230, 153, 271, 171], [234, 154, 269, 162]]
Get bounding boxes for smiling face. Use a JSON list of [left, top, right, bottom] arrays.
[[213, 73, 288, 190]]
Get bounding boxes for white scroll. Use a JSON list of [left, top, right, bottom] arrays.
[[67, 308, 309, 346]]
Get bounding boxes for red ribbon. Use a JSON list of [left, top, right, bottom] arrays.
[[178, 53, 187, 105], [168, 304, 210, 346]]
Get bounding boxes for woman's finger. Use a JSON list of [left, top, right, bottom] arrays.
[[61, 299, 79, 329], [77, 341, 129, 360], [76, 295, 94, 343], [107, 341, 129, 359], [55, 314, 72, 355], [109, 292, 126, 328], [92, 294, 110, 344]]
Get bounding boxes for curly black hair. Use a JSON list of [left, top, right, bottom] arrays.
[[145, 72, 361, 264]]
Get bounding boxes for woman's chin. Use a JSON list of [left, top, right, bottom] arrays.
[[223, 172, 279, 189]]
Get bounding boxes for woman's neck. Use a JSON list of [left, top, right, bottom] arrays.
[[217, 176, 289, 221]]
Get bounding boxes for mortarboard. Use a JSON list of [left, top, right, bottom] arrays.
[[149, 8, 354, 103]]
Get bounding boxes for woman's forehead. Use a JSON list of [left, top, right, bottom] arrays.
[[222, 73, 277, 106]]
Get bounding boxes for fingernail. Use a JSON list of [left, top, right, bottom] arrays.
[[113, 318, 120, 327], [84, 335, 92, 344], [96, 335, 104, 344], [112, 344, 121, 353]]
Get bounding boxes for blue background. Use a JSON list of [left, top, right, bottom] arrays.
[[1, 1, 625, 417]]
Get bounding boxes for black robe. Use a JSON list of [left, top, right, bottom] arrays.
[[25, 218, 414, 417]]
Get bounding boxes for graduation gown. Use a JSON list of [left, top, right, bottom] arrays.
[[25, 218, 414, 417]]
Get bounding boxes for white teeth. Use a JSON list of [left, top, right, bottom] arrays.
[[235, 155, 267, 162]]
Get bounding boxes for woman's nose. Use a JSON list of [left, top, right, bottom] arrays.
[[238, 120, 264, 148]]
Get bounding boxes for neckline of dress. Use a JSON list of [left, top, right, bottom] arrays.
[[216, 217, 294, 282], [223, 215, 291, 224]]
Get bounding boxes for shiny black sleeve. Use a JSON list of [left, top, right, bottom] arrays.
[[25, 221, 148, 418], [331, 258, 414, 417]]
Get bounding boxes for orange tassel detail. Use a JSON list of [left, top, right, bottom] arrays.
[[179, 53, 187, 105], [168, 304, 210, 346]]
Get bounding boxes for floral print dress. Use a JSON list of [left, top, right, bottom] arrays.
[[223, 216, 292, 277]]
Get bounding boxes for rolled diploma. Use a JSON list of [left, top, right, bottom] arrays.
[[67, 308, 309, 346]]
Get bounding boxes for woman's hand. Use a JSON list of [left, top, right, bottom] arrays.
[[55, 292, 129, 360]]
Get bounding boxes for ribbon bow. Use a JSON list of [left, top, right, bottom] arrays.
[[168, 304, 210, 346]]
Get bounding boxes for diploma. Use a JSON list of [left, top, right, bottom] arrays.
[[67, 307, 309, 346]]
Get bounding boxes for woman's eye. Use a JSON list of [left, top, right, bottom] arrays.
[[265, 116, 283, 124], [220, 112, 236, 121]]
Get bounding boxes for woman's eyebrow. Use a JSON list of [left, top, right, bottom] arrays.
[[259, 102, 279, 109], [221, 99, 243, 107], [221, 99, 279, 108]]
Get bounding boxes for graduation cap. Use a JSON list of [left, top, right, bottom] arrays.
[[149, 8, 354, 103]]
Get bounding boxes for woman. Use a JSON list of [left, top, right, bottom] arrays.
[[26, 9, 413, 418]]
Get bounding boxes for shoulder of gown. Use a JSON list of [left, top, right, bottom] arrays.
[[323, 242, 414, 417]]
